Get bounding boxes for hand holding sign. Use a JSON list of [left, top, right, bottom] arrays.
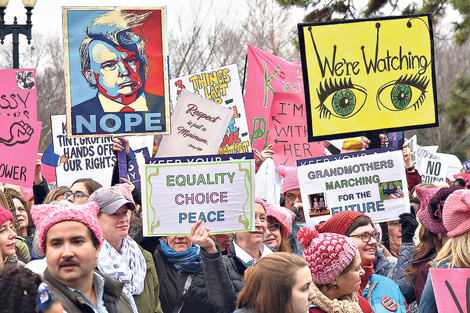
[[0, 121, 34, 146], [191, 220, 217, 253]]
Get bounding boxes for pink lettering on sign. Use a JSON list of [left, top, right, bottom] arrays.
[[268, 93, 323, 166]]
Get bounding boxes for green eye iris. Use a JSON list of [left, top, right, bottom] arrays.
[[332, 89, 356, 116], [391, 84, 412, 109]]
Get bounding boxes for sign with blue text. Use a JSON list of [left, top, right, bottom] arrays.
[[141, 153, 255, 236], [297, 149, 409, 226], [64, 7, 170, 137]]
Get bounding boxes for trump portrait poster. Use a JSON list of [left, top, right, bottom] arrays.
[[298, 14, 438, 141], [64, 7, 170, 137]]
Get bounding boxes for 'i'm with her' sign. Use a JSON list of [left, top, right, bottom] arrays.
[[141, 153, 255, 236], [298, 14, 438, 141]]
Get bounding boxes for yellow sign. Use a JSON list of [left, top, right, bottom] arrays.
[[298, 15, 438, 141]]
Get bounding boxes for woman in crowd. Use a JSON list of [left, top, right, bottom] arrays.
[[154, 235, 203, 312], [10, 193, 35, 254], [418, 189, 470, 313], [264, 203, 294, 252], [89, 185, 163, 313], [315, 211, 408, 312], [66, 178, 102, 204], [404, 186, 454, 305], [0, 206, 22, 267], [297, 227, 371, 313], [43, 186, 70, 204], [180, 197, 273, 313], [235, 252, 316, 313]]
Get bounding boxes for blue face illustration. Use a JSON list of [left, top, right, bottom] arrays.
[[85, 40, 144, 105]]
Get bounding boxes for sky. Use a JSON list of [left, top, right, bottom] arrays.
[[2, 0, 248, 36]]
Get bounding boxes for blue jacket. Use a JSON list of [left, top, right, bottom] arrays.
[[363, 274, 408, 313]]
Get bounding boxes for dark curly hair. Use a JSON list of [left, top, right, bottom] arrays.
[[0, 265, 42, 313]]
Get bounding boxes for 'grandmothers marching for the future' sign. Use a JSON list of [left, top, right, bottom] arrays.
[[141, 153, 255, 236], [297, 149, 409, 226], [298, 14, 438, 141]]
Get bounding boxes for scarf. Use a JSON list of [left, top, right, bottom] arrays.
[[160, 240, 203, 273], [359, 263, 374, 294], [311, 283, 363, 313], [97, 236, 147, 295]]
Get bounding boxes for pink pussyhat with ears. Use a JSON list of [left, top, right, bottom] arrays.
[[31, 202, 103, 254], [275, 165, 300, 195]]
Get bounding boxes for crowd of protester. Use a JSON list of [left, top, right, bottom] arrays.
[[1, 137, 470, 313]]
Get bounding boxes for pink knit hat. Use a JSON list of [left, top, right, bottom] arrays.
[[416, 187, 447, 234], [275, 165, 300, 195], [266, 203, 295, 236], [31, 202, 103, 254], [442, 189, 470, 237], [298, 227, 357, 285], [0, 206, 14, 226], [255, 197, 268, 212]]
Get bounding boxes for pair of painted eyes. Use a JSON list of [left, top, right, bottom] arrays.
[[317, 75, 429, 119]]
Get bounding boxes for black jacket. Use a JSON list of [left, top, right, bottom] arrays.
[[44, 268, 134, 313]]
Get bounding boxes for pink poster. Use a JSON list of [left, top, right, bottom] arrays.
[[430, 268, 470, 313], [37, 153, 57, 186], [0, 115, 41, 187], [244, 45, 303, 152], [0, 69, 37, 120], [269, 93, 324, 166]]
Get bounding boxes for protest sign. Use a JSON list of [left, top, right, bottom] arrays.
[[268, 93, 323, 166], [49, 114, 115, 188], [141, 153, 255, 236], [0, 115, 41, 187], [298, 14, 438, 141], [37, 154, 57, 187], [430, 268, 470, 313], [297, 149, 409, 226], [157, 90, 233, 157], [419, 157, 448, 183], [463, 160, 470, 170], [64, 7, 170, 137], [244, 44, 304, 152], [0, 69, 37, 120], [170, 64, 251, 154], [127, 135, 154, 157]]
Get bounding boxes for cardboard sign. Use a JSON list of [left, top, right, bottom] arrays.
[[170, 64, 251, 154], [50, 115, 115, 188], [430, 268, 470, 313], [64, 7, 170, 137], [157, 90, 233, 157], [141, 153, 255, 235], [297, 149, 409, 226], [268, 93, 324, 166], [0, 115, 41, 187], [298, 14, 438, 141], [0, 69, 37, 120], [419, 157, 448, 184], [244, 44, 304, 152]]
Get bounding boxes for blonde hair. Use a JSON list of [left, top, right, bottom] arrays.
[[434, 231, 470, 268]]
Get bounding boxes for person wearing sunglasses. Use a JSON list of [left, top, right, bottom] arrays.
[[66, 178, 102, 204], [315, 211, 408, 313], [264, 203, 294, 252]]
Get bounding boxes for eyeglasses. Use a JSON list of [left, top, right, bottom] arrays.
[[388, 221, 402, 229], [65, 191, 89, 201], [349, 232, 380, 243], [285, 193, 300, 201], [267, 223, 280, 232]]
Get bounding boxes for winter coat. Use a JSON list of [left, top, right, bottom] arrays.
[[134, 245, 163, 313], [153, 247, 201, 313], [180, 242, 246, 313], [44, 268, 134, 313], [363, 273, 408, 313], [416, 261, 451, 313]]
